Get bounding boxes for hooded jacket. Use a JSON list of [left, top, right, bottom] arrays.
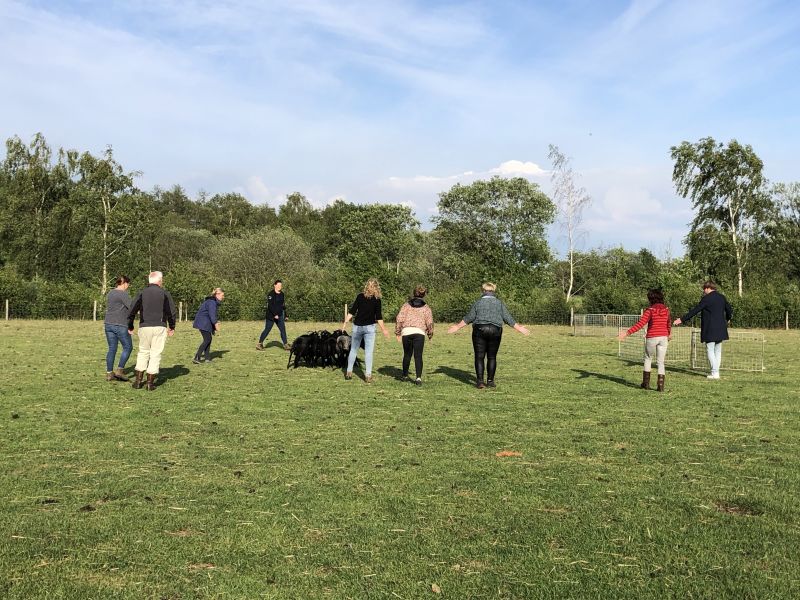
[[394, 298, 434, 338]]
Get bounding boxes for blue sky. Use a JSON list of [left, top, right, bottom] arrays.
[[2, 0, 799, 256]]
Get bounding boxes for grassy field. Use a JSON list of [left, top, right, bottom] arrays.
[[1, 320, 798, 599]]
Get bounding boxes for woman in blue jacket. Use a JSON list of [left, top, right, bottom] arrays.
[[193, 288, 225, 364]]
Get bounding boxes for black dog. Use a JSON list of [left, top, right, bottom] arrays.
[[287, 334, 314, 369]]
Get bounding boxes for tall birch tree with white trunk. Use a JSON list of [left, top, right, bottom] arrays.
[[548, 144, 591, 303]]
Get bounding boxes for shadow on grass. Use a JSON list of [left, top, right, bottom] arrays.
[[572, 368, 640, 389], [208, 349, 230, 360], [618, 358, 706, 376], [432, 366, 475, 385], [262, 341, 286, 350], [160, 364, 191, 382], [377, 365, 406, 380]]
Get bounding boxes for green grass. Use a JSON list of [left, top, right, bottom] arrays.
[[1, 320, 798, 599]]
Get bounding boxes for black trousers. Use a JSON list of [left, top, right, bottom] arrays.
[[471, 324, 502, 383], [401, 334, 425, 378], [195, 329, 213, 360]]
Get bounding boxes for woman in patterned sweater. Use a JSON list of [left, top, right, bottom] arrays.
[[394, 285, 434, 385]]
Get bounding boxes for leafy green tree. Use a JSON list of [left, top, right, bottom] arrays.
[[770, 182, 800, 281], [336, 203, 420, 278], [72, 147, 145, 294], [671, 137, 771, 296], [434, 177, 555, 274], [207, 226, 314, 290], [0, 134, 76, 280]]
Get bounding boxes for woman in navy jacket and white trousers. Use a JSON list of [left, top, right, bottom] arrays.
[[193, 288, 225, 364], [673, 281, 732, 379]]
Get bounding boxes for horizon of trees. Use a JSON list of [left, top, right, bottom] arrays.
[[1, 133, 797, 326]]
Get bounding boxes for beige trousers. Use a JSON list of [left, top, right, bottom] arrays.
[[644, 336, 669, 375], [134, 326, 168, 374]]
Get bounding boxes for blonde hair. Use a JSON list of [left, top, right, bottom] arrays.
[[482, 282, 497, 293], [363, 278, 382, 299], [212, 287, 224, 296]]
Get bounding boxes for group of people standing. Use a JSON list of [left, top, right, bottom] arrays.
[[340, 279, 529, 387], [105, 272, 733, 392], [105, 274, 529, 390], [618, 281, 733, 390]]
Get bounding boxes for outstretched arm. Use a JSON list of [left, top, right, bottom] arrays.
[[448, 320, 467, 334]]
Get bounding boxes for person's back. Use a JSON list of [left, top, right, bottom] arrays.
[[105, 288, 131, 326], [700, 291, 731, 341], [466, 294, 516, 328], [631, 303, 670, 338], [131, 284, 176, 328], [127, 272, 176, 391]]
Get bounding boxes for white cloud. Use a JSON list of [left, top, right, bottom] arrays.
[[491, 160, 548, 177], [385, 160, 546, 191], [234, 176, 271, 204]]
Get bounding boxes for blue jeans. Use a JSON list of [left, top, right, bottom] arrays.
[[259, 312, 287, 345], [105, 324, 132, 372], [706, 341, 723, 375], [347, 324, 376, 376]]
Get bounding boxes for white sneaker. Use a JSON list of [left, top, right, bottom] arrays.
[[707, 373, 720, 380]]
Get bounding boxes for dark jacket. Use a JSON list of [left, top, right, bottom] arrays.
[[266, 290, 286, 319], [193, 297, 220, 333], [681, 290, 732, 343], [127, 284, 177, 330], [349, 293, 383, 326]]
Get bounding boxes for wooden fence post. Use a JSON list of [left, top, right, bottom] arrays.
[[570, 306, 574, 327], [93, 300, 97, 321], [786, 310, 790, 331], [179, 301, 183, 323], [4, 299, 8, 320]]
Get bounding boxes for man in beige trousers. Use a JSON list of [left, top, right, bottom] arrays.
[[127, 271, 177, 390]]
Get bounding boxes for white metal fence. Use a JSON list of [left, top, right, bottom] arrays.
[[618, 328, 766, 372], [573, 313, 642, 337]]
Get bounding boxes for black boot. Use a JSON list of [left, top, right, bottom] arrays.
[[657, 374, 665, 392], [132, 370, 144, 389], [640, 371, 651, 390]]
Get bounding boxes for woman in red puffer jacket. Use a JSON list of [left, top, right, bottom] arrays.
[[618, 289, 671, 392]]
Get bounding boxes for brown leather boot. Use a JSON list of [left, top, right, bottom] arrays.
[[657, 374, 665, 392], [113, 368, 129, 382], [106, 372, 115, 382], [132, 370, 144, 389], [640, 371, 651, 390], [146, 374, 156, 391]]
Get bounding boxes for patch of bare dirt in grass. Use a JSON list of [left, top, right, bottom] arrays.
[[713, 499, 763, 516], [167, 529, 200, 537]]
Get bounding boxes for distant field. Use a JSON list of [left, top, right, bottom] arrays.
[[1, 320, 798, 599]]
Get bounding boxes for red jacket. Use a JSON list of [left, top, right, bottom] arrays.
[[626, 304, 671, 338]]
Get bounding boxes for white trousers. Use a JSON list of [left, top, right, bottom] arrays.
[[134, 326, 168, 375]]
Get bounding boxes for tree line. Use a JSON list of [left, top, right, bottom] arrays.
[[0, 134, 797, 326]]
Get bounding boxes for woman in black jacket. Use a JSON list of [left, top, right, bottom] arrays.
[[342, 278, 390, 383], [673, 281, 732, 379], [256, 280, 289, 351]]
